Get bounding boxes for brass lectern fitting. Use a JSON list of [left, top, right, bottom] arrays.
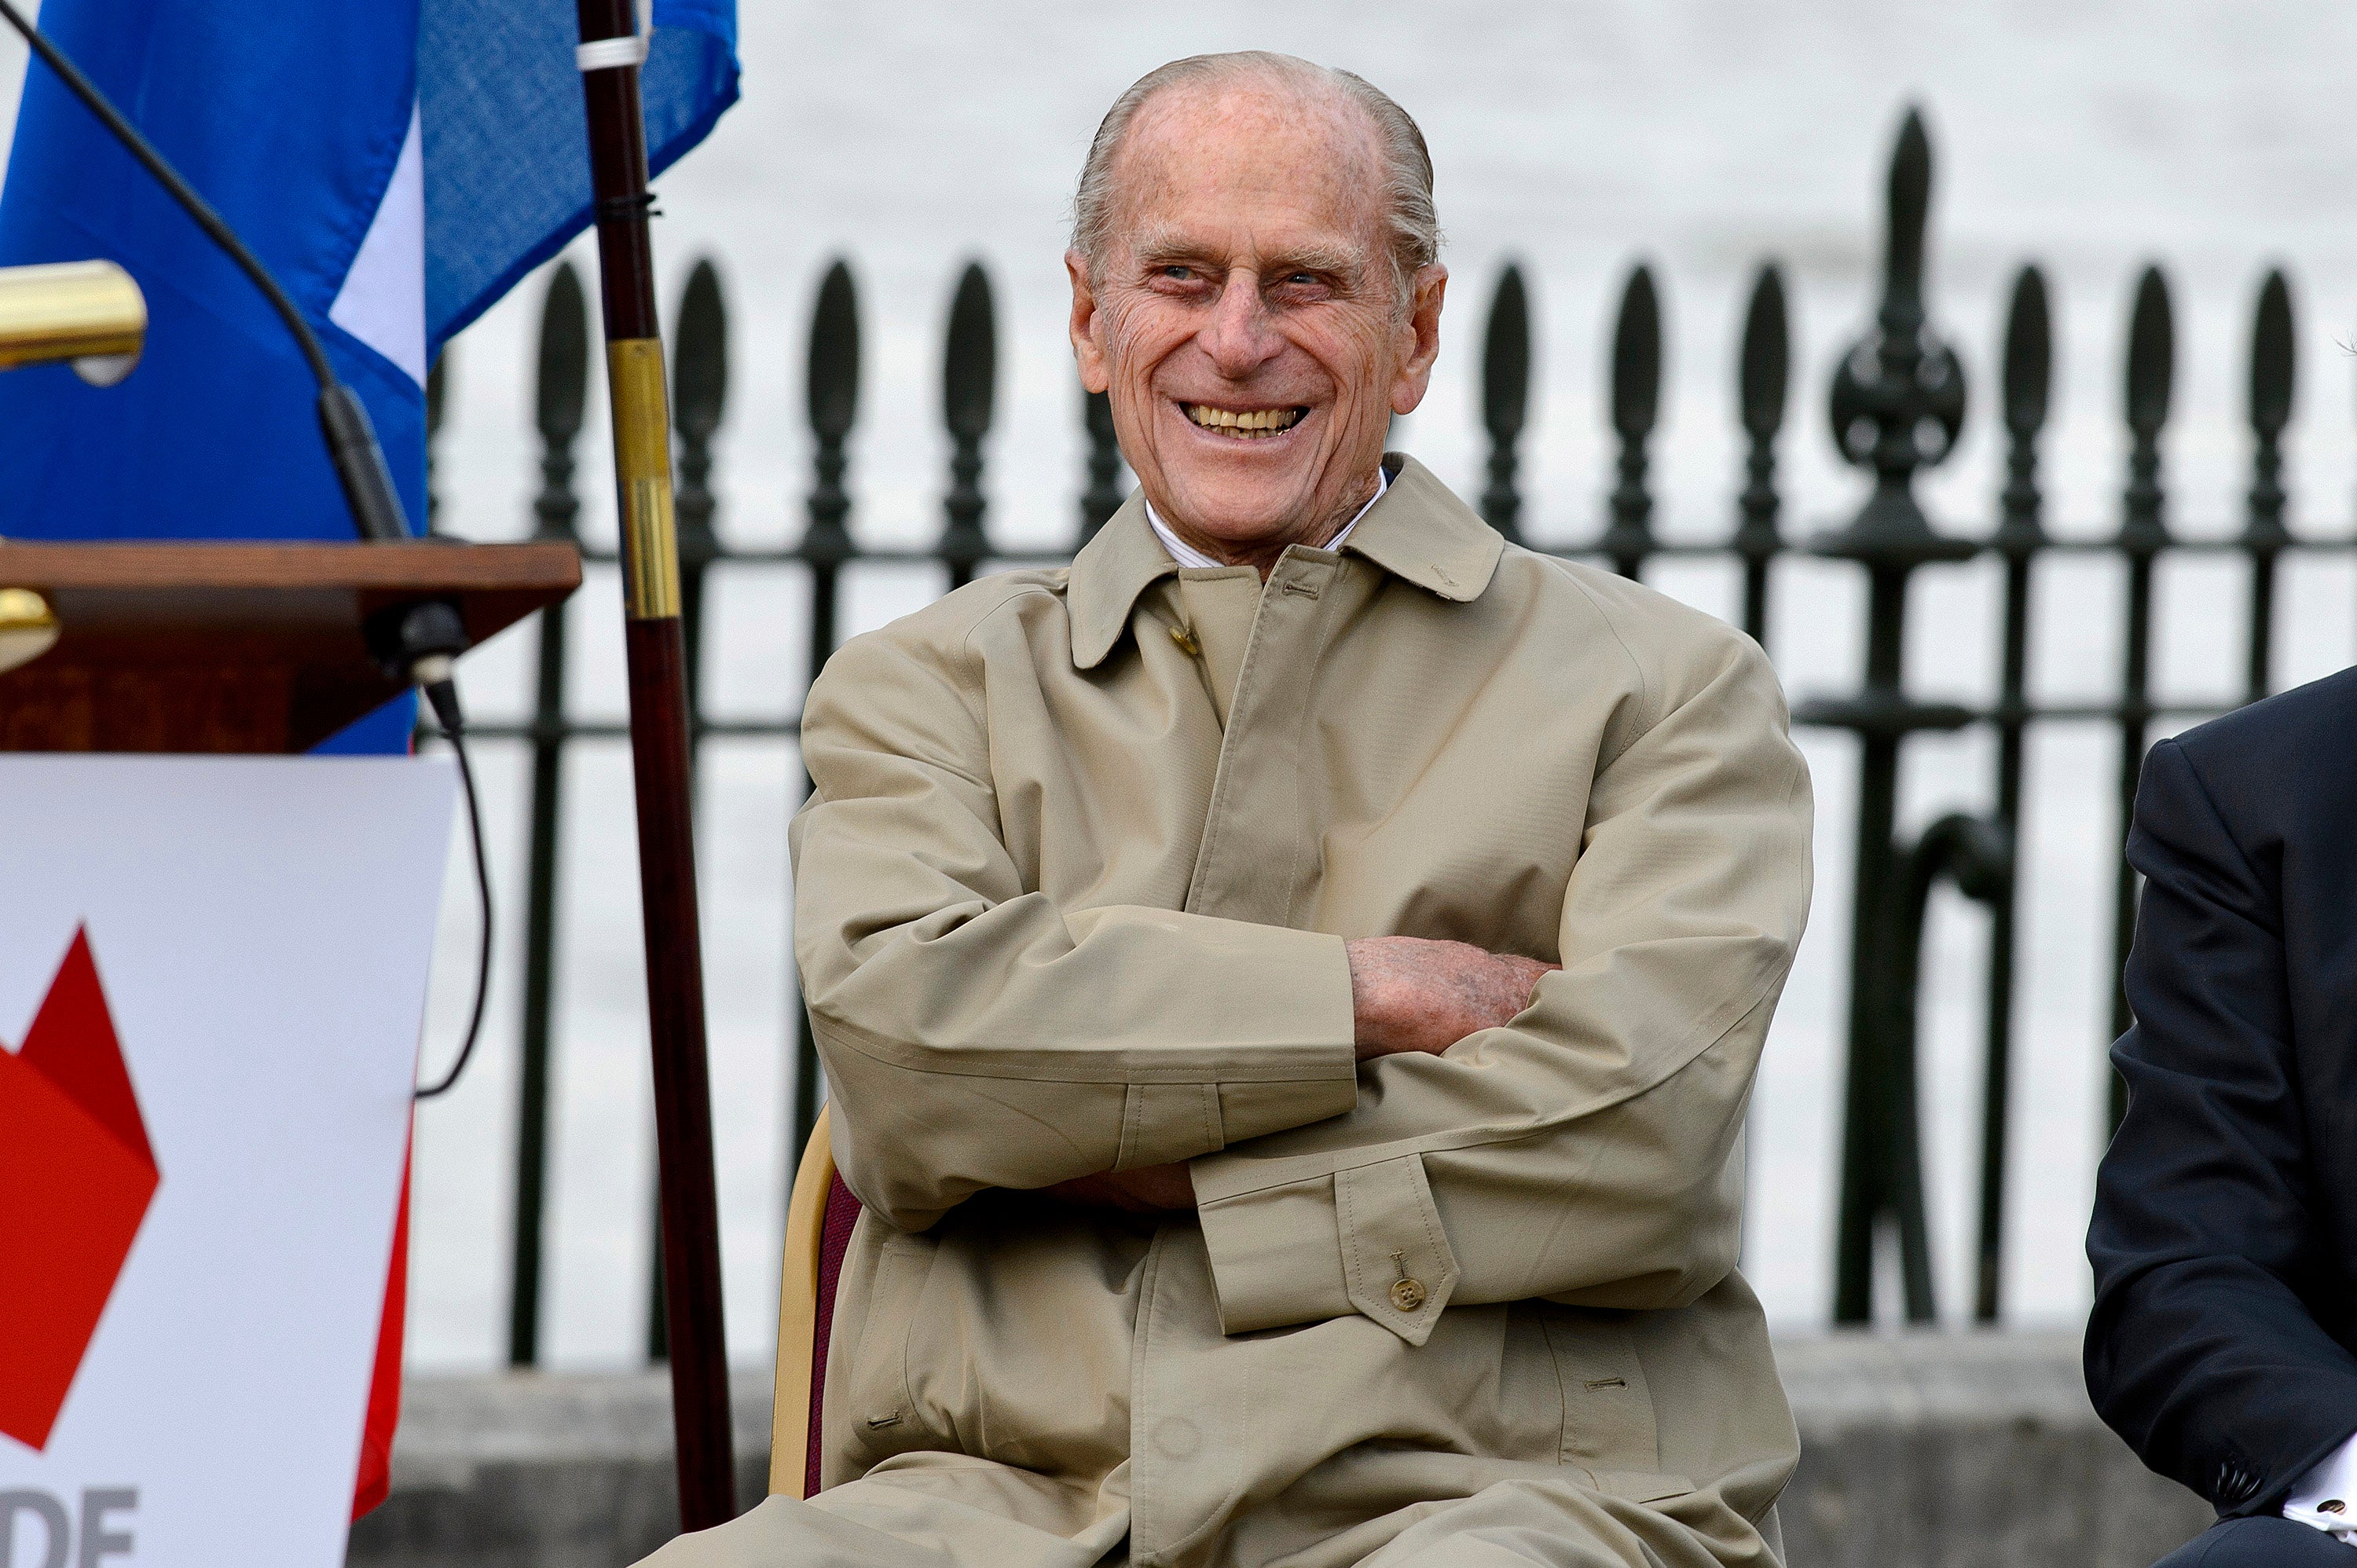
[[607, 338, 681, 621], [0, 586, 60, 675], [0, 260, 145, 386]]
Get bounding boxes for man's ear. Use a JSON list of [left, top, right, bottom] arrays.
[[1067, 249, 1111, 394], [1391, 263, 1449, 416]]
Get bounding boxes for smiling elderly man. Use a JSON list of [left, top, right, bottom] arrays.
[[646, 50, 1813, 1568]]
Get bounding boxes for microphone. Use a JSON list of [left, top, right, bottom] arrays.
[[0, 1, 409, 544], [0, 0, 468, 707], [0, 2, 495, 1097]]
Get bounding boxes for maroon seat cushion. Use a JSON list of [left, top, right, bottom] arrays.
[[805, 1172, 863, 1497]]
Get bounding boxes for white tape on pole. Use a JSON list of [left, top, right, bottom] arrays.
[[576, 0, 653, 72]]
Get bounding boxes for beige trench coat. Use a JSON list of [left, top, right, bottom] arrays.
[[647, 456, 1813, 1568]]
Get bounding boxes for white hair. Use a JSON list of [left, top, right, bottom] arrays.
[[1070, 53, 1442, 303]]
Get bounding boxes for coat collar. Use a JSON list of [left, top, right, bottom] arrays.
[[1065, 453, 1506, 670]]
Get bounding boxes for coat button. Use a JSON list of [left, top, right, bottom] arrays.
[[1169, 624, 1200, 656], [1389, 1277, 1428, 1312]]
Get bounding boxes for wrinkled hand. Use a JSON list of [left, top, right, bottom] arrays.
[[1346, 936, 1556, 1061], [1041, 1162, 1196, 1213]]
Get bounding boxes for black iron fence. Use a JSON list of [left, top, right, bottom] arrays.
[[423, 106, 2354, 1361]]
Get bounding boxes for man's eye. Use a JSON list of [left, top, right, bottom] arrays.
[[1160, 266, 1196, 281]]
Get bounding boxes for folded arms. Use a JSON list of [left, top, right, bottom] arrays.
[[790, 622, 1809, 1341]]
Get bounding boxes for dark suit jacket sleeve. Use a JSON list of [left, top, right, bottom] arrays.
[[2086, 736, 2357, 1514]]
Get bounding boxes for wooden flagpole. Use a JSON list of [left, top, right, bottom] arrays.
[[572, 0, 736, 1530]]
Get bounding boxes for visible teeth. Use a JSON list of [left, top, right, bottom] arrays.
[[1185, 404, 1304, 437]]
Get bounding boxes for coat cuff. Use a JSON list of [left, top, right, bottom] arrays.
[[1109, 929, 1358, 1170], [1192, 1151, 1460, 1344]]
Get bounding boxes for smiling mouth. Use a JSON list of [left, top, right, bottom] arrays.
[[1183, 403, 1307, 439]]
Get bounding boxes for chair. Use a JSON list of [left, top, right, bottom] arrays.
[[770, 1102, 863, 1500]]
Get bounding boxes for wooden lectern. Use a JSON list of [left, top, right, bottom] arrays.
[[0, 540, 581, 752]]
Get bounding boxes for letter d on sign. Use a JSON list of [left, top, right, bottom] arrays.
[[0, 1488, 68, 1568], [0, 1488, 134, 1568]]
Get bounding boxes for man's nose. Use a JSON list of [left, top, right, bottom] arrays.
[[1199, 269, 1282, 378]]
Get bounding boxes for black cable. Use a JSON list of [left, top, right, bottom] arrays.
[[415, 679, 492, 1099], [0, 0, 413, 542]]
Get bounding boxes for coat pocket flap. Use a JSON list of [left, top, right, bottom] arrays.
[[1586, 1469, 1695, 1503]]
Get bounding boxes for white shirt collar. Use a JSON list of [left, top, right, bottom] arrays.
[[1144, 466, 1389, 570]]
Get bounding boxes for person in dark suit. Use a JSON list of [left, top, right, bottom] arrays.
[[2089, 665, 2357, 1565]]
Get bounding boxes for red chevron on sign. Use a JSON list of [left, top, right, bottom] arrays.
[[0, 928, 159, 1452]]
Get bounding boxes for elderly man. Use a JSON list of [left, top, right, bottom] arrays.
[[648, 51, 1812, 1568]]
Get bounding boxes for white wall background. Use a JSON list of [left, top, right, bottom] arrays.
[[10, 0, 2357, 1372]]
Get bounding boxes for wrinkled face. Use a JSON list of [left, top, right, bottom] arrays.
[[1068, 80, 1446, 566]]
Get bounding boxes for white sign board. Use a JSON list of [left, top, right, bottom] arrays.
[[0, 755, 455, 1568]]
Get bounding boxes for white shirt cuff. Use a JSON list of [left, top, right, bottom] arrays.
[[2283, 1432, 2357, 1538]]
